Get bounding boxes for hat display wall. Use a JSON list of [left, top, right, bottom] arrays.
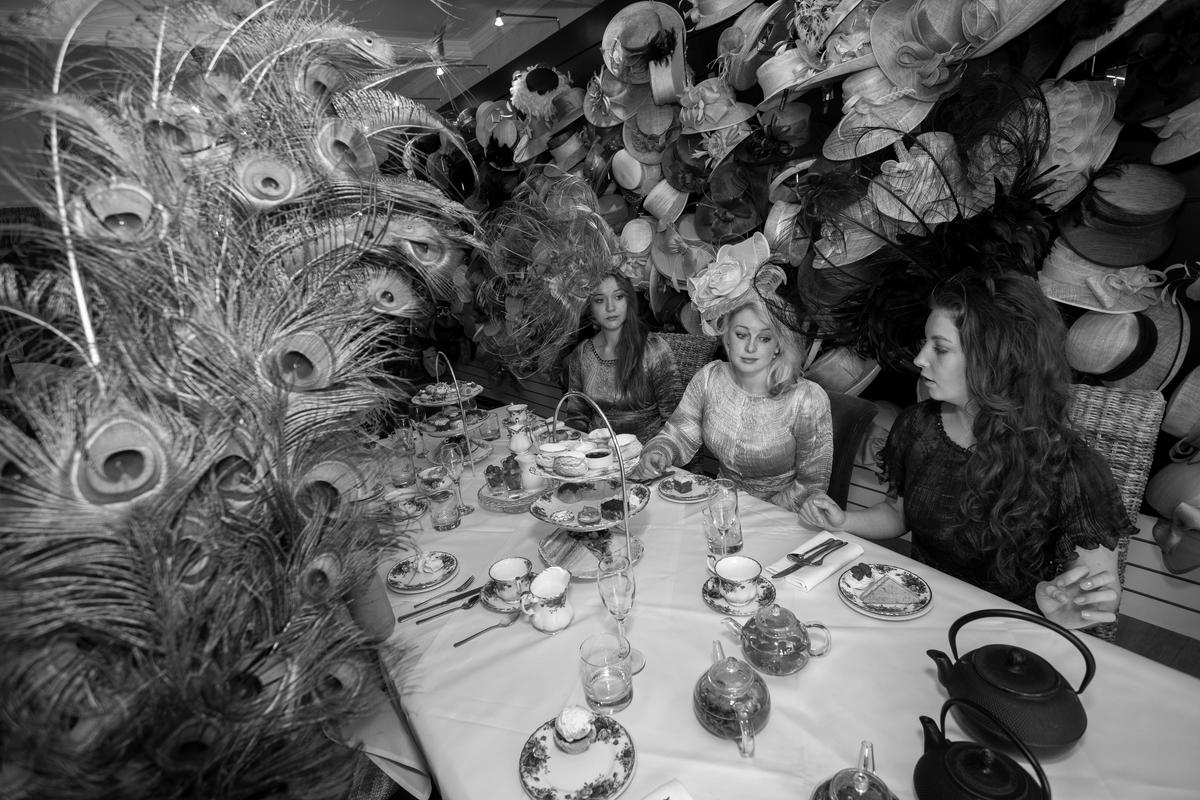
[[602, 2, 685, 88], [1145, 95, 1200, 166], [1065, 300, 1190, 392], [1035, 80, 1122, 212], [717, 1, 791, 91], [1058, 164, 1186, 268], [959, 0, 1070, 59], [822, 67, 935, 160], [1057, 0, 1170, 77], [871, 0, 972, 101], [623, 103, 681, 164], [1038, 238, 1165, 313], [682, 0, 757, 30]]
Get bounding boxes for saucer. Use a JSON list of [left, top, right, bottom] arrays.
[[479, 581, 522, 613], [386, 551, 459, 594], [657, 474, 714, 504], [518, 715, 635, 800], [701, 576, 777, 616], [837, 563, 933, 621]]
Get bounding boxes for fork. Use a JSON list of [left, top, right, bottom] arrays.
[[452, 612, 520, 647], [413, 576, 475, 609], [415, 594, 480, 625]]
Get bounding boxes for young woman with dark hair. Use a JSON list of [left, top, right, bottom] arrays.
[[797, 271, 1129, 628], [563, 270, 682, 441]]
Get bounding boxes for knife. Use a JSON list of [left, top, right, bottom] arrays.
[[397, 587, 482, 622], [771, 539, 846, 580]]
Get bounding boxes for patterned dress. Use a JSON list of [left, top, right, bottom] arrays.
[[881, 400, 1132, 609], [642, 361, 833, 511], [564, 334, 683, 442]]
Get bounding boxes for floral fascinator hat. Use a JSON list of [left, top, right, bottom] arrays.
[[687, 231, 784, 334]]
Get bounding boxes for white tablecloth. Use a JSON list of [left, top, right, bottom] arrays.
[[360, 447, 1200, 800]]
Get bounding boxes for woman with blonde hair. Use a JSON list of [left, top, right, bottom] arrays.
[[635, 239, 832, 511]]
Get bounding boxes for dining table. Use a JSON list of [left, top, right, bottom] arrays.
[[352, 424, 1200, 800]]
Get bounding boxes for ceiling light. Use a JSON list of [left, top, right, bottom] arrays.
[[494, 10, 503, 27], [494, 10, 560, 29]]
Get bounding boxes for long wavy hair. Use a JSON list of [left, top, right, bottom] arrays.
[[588, 270, 651, 399], [715, 296, 805, 397], [931, 271, 1080, 595]]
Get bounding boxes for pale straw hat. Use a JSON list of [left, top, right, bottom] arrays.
[[812, 196, 892, 268], [756, 0, 880, 106], [678, 78, 757, 134], [1035, 79, 1122, 212], [805, 346, 881, 396], [618, 217, 657, 288], [822, 67, 934, 161], [1038, 238, 1164, 314], [681, 0, 757, 30], [1057, 0, 1170, 77], [623, 103, 681, 164], [652, 213, 716, 290], [602, 2, 686, 86], [550, 132, 588, 171], [1145, 96, 1200, 166], [612, 148, 662, 194], [1065, 300, 1190, 392], [960, 0, 1070, 59], [867, 132, 970, 224], [1162, 367, 1200, 446], [584, 68, 650, 128], [643, 179, 687, 223], [718, 1, 791, 91], [871, 0, 972, 102]]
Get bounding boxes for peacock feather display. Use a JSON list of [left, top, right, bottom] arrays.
[[0, 1, 490, 797]]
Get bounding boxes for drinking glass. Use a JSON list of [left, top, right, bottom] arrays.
[[439, 445, 474, 517], [579, 632, 633, 714], [478, 410, 501, 441], [701, 506, 743, 558], [408, 407, 428, 459], [388, 443, 416, 489], [428, 489, 460, 531], [597, 554, 645, 674]]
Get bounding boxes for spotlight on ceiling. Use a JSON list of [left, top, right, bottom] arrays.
[[494, 10, 560, 29]]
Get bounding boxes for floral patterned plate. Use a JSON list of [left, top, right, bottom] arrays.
[[386, 551, 459, 594], [411, 381, 483, 407], [529, 481, 650, 532], [837, 563, 933, 621], [518, 714, 635, 800], [657, 474, 714, 504], [700, 576, 777, 617]]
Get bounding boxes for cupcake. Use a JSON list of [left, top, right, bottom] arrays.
[[553, 705, 596, 754]]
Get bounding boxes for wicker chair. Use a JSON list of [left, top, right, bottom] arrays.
[[1067, 384, 1166, 642], [657, 332, 720, 389]]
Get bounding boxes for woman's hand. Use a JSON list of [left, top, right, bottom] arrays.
[[631, 448, 672, 481], [797, 492, 847, 532], [1035, 564, 1120, 629]]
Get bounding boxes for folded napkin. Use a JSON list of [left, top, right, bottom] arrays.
[[766, 532, 864, 592], [639, 779, 695, 800]]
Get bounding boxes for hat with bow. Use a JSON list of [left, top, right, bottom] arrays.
[[756, 0, 880, 106], [584, 68, 650, 128], [717, 1, 792, 91], [1038, 238, 1166, 314], [822, 67, 934, 161], [871, 0, 973, 101], [679, 78, 757, 134], [602, 1, 686, 89], [1035, 79, 1123, 212]]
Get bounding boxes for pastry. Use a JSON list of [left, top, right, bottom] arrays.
[[675, 478, 693, 494], [553, 705, 595, 754], [860, 574, 921, 607], [600, 498, 625, 520], [577, 506, 601, 525], [553, 454, 588, 478]]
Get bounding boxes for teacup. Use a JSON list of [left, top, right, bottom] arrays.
[[489, 556, 533, 602], [506, 403, 529, 424], [713, 555, 762, 606], [521, 565, 574, 634]]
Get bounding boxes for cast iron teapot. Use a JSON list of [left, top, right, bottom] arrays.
[[914, 698, 1050, 800], [928, 609, 1094, 749]]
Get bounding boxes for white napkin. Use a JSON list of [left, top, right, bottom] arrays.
[[766, 531, 864, 592], [638, 779, 695, 800]]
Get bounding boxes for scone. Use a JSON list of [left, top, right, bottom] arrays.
[[552, 705, 595, 754], [554, 454, 589, 478]]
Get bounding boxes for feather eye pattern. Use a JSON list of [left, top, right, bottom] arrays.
[[0, 1, 485, 797]]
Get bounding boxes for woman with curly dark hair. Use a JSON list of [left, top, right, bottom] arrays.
[[797, 271, 1129, 629]]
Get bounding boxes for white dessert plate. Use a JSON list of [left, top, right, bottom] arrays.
[[387, 551, 459, 594], [700, 576, 777, 617], [657, 474, 714, 504], [518, 715, 635, 800], [837, 563, 933, 621]]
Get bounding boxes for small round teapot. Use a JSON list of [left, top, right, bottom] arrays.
[[811, 740, 893, 800], [914, 699, 1049, 800], [721, 604, 832, 676], [927, 609, 1094, 750], [693, 641, 770, 757]]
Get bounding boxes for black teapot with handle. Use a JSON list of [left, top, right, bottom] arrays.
[[914, 698, 1050, 800], [927, 609, 1095, 750]]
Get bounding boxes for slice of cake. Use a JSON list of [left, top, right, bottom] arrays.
[[553, 705, 595, 754], [859, 574, 921, 607]]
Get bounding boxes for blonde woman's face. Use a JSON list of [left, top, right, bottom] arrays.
[[589, 277, 628, 333], [725, 306, 778, 380]]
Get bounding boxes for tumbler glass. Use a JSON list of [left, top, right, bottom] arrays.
[[579, 632, 633, 714]]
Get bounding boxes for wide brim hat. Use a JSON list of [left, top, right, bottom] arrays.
[[805, 346, 881, 396], [585, 68, 651, 128], [1058, 0, 1170, 77], [683, 0, 757, 30], [1066, 300, 1190, 393], [871, 0, 972, 102], [678, 78, 757, 135], [1058, 164, 1186, 267], [649, 223, 688, 291], [812, 195, 893, 268], [602, 1, 686, 86], [618, 216, 657, 288], [661, 131, 711, 194], [1036, 79, 1123, 212], [1163, 367, 1200, 444], [758, 0, 880, 104], [962, 0, 1069, 60], [822, 68, 935, 161], [1038, 238, 1163, 314], [867, 132, 970, 224], [720, 1, 790, 91], [1147, 95, 1200, 166], [651, 213, 714, 290], [623, 103, 680, 164], [549, 131, 588, 171]]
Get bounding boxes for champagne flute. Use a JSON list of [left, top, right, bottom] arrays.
[[440, 444, 474, 517], [409, 406, 428, 459], [597, 554, 645, 674]]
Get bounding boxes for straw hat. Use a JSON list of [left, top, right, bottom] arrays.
[[651, 213, 715, 290], [1035, 80, 1122, 212], [767, 157, 820, 203], [618, 217, 657, 288], [623, 103, 680, 164], [602, 2, 686, 87], [1162, 367, 1200, 445], [805, 346, 881, 396], [1146, 96, 1200, 166], [678, 78, 757, 135], [812, 197, 892, 267], [756, 0, 880, 105], [643, 179, 687, 223], [693, 122, 756, 171], [584, 68, 650, 128], [1151, 501, 1200, 575], [661, 131, 710, 194], [959, 0, 1069, 59], [1058, 164, 1186, 268], [718, 1, 791, 91], [1058, 0, 1170, 77], [681, 0, 756, 30], [612, 148, 662, 194], [1038, 238, 1165, 313], [871, 0, 972, 102], [822, 67, 934, 161], [549, 131, 588, 171], [867, 132, 969, 224], [1065, 301, 1190, 392]]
